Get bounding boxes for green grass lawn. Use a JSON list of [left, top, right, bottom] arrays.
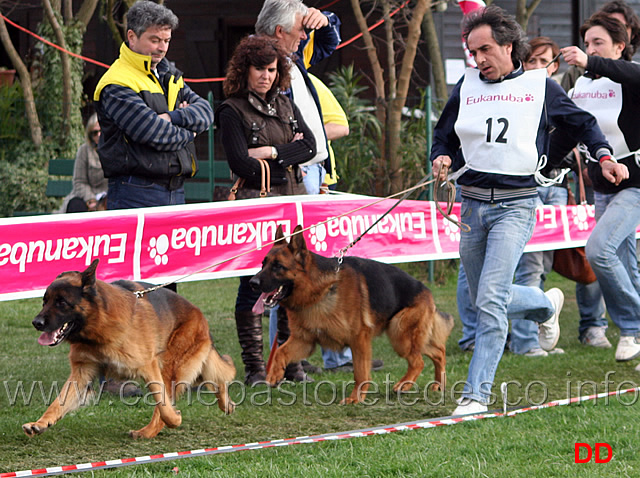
[[1, 265, 639, 476]]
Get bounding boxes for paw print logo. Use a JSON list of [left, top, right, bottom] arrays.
[[443, 215, 461, 242], [571, 205, 592, 231], [524, 93, 534, 102], [309, 224, 328, 253], [609, 89, 616, 98], [148, 234, 170, 265]]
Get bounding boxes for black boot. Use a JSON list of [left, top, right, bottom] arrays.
[[235, 310, 267, 385], [277, 307, 314, 383]]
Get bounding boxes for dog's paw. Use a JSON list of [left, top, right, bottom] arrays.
[[430, 382, 442, 392], [339, 396, 360, 405], [222, 399, 236, 415], [164, 410, 182, 429], [22, 422, 46, 436], [129, 429, 143, 439], [393, 381, 417, 393], [265, 370, 284, 387], [129, 423, 166, 439]]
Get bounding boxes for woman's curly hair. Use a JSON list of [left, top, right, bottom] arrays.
[[223, 35, 291, 98]]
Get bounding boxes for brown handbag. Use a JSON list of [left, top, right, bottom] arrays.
[[213, 158, 278, 201], [551, 149, 597, 284]]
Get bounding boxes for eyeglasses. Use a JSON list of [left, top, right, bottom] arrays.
[[90, 130, 101, 136]]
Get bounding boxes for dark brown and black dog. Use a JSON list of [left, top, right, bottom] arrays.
[[250, 225, 454, 404], [23, 259, 235, 439]]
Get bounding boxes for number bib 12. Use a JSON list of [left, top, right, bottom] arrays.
[[455, 68, 546, 176]]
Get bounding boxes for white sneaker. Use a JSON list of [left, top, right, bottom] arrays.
[[453, 397, 488, 416], [524, 347, 548, 357], [539, 288, 563, 351], [548, 347, 565, 355], [615, 336, 640, 362], [581, 326, 612, 349]]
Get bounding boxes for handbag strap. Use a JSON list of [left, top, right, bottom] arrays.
[[228, 177, 244, 201], [264, 160, 271, 193], [572, 148, 587, 205], [228, 158, 272, 200], [257, 159, 266, 197], [256, 158, 271, 197]]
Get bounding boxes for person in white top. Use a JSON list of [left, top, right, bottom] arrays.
[[255, 0, 340, 195]]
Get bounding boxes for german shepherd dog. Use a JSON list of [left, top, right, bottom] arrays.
[[250, 225, 454, 404], [23, 259, 235, 439]]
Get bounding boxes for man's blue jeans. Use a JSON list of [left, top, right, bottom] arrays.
[[586, 188, 640, 336], [301, 163, 326, 195], [456, 262, 477, 351], [459, 197, 554, 404], [576, 280, 607, 339], [107, 176, 185, 209], [511, 186, 567, 354]]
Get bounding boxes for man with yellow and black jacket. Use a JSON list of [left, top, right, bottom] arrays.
[[93, 0, 213, 209]]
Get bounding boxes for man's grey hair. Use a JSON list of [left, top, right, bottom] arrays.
[[255, 0, 308, 36], [126, 0, 179, 37]]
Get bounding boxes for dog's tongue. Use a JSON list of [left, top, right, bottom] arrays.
[[38, 331, 56, 346], [252, 293, 269, 315]]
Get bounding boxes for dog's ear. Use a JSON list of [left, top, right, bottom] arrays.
[[81, 259, 99, 290], [289, 225, 308, 253], [274, 225, 286, 244]]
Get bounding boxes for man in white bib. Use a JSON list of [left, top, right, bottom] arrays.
[[430, 6, 626, 416]]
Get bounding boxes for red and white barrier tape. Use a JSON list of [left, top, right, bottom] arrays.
[[3, 386, 638, 477]]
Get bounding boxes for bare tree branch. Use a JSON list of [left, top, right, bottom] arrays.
[[63, 0, 72, 23], [526, 0, 544, 23], [105, 0, 123, 47], [516, 0, 544, 29], [42, 0, 71, 139], [76, 0, 99, 27], [0, 10, 43, 146], [349, 0, 385, 101], [383, 1, 396, 100], [422, 4, 447, 109], [387, 0, 429, 192], [395, 0, 428, 106]]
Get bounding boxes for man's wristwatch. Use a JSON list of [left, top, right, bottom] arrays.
[[271, 146, 278, 160]]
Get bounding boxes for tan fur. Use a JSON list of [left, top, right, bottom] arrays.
[[253, 226, 454, 404], [22, 260, 235, 439]]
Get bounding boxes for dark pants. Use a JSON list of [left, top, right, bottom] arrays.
[[107, 176, 185, 210]]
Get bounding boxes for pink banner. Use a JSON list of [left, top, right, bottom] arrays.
[[0, 194, 620, 301]]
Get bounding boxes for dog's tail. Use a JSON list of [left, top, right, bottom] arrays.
[[435, 309, 455, 341], [200, 345, 237, 415], [206, 346, 236, 384]]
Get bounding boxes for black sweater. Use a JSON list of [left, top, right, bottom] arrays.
[[550, 56, 640, 193], [217, 97, 315, 186]]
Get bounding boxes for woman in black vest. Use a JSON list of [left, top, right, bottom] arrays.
[[217, 35, 315, 385]]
